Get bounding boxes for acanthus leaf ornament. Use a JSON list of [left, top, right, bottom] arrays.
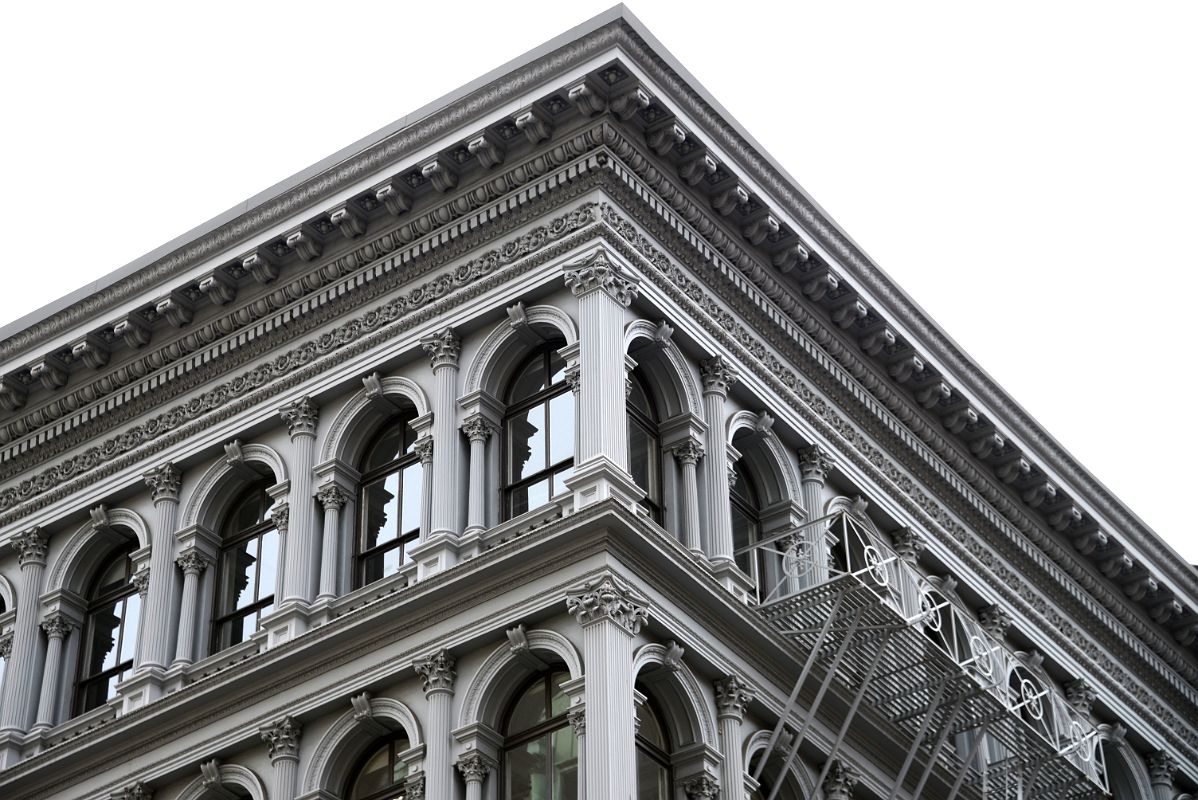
[[669, 439, 705, 466], [714, 675, 755, 720], [279, 396, 319, 438], [271, 503, 290, 533], [700, 356, 739, 395], [420, 328, 461, 370], [456, 751, 496, 783], [316, 483, 349, 511], [13, 527, 48, 566], [41, 612, 73, 640], [798, 445, 835, 483], [176, 549, 211, 576], [565, 575, 649, 634], [682, 774, 719, 800], [823, 760, 859, 800], [414, 437, 434, 465], [979, 605, 1014, 639], [562, 249, 639, 307], [414, 648, 456, 694], [461, 414, 496, 443], [143, 462, 182, 502], [403, 773, 426, 800], [0, 632, 13, 659], [567, 706, 586, 736], [1148, 750, 1179, 787], [260, 715, 302, 761], [131, 568, 151, 598]]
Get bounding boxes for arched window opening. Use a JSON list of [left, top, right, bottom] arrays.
[[213, 482, 279, 653], [627, 371, 662, 522], [358, 407, 422, 587], [75, 538, 140, 714], [748, 750, 804, 800], [635, 692, 672, 800], [503, 345, 573, 519], [501, 667, 577, 799], [731, 460, 764, 598], [346, 730, 413, 800]]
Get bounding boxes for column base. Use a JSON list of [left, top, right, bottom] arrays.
[[709, 558, 756, 604], [409, 533, 461, 580], [456, 528, 484, 561], [162, 661, 190, 694], [565, 456, 645, 512], [260, 601, 312, 648], [116, 667, 166, 714]]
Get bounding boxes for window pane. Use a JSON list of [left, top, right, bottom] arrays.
[[548, 350, 566, 384], [510, 404, 547, 480], [628, 422, 654, 496], [401, 464, 422, 534], [364, 425, 404, 472], [88, 601, 122, 673], [548, 392, 573, 466], [96, 557, 127, 593], [364, 473, 402, 548], [552, 467, 572, 498], [550, 671, 570, 717], [228, 540, 258, 611], [628, 376, 651, 415], [119, 594, 140, 663], [510, 355, 548, 401], [240, 611, 257, 644], [636, 749, 669, 800], [258, 529, 279, 600], [552, 727, 579, 799], [508, 677, 548, 734], [350, 744, 391, 799], [732, 506, 756, 575], [506, 734, 551, 800]]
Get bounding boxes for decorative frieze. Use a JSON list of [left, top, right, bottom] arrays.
[[566, 576, 649, 635], [414, 649, 456, 694], [143, 463, 182, 503]]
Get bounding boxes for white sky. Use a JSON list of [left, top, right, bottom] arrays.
[[1, 2, 1195, 564]]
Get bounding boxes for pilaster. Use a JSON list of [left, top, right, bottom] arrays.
[[32, 612, 75, 731], [415, 649, 456, 800], [797, 445, 835, 588], [1, 527, 49, 749], [172, 548, 212, 665], [261, 716, 302, 800], [455, 751, 496, 800], [315, 483, 349, 604], [715, 675, 754, 799], [670, 437, 705, 555]]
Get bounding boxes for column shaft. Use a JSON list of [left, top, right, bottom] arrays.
[[461, 416, 493, 536], [280, 398, 319, 604], [700, 358, 738, 564], [141, 464, 182, 670], [422, 330, 461, 540], [1, 530, 48, 734], [316, 484, 348, 602], [576, 288, 631, 468], [416, 650, 456, 800], [33, 621, 69, 729], [798, 446, 835, 589], [173, 551, 208, 665]]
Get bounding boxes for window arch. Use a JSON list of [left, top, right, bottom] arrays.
[[212, 482, 280, 653], [346, 729, 413, 800], [627, 370, 663, 521], [503, 345, 573, 519], [500, 667, 578, 799], [636, 690, 672, 800], [357, 406, 423, 587], [75, 538, 140, 714], [731, 459, 764, 597]]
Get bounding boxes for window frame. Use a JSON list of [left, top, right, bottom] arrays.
[[627, 370, 663, 523], [73, 541, 139, 715], [501, 345, 573, 520], [211, 482, 279, 654], [355, 410, 423, 588], [730, 460, 766, 598], [499, 667, 577, 800], [634, 691, 673, 800], [344, 729, 413, 800]]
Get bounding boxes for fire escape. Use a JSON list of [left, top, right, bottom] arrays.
[[744, 510, 1108, 799]]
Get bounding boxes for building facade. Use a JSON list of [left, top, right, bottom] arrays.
[[0, 7, 1194, 799]]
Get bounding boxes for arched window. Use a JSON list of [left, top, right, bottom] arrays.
[[212, 482, 279, 652], [501, 668, 577, 799], [636, 693, 672, 800], [503, 346, 573, 519], [731, 460, 763, 595], [346, 730, 412, 800], [627, 371, 662, 521], [75, 540, 140, 714], [358, 408, 422, 586]]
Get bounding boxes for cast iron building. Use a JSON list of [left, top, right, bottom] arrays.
[[0, 7, 1194, 800]]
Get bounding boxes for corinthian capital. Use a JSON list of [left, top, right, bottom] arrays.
[[316, 483, 349, 511], [566, 575, 649, 634], [260, 715, 302, 761], [143, 463, 182, 502], [415, 649, 456, 694], [714, 675, 755, 721], [798, 445, 835, 483], [456, 751, 496, 783], [1148, 750, 1178, 787], [823, 760, 859, 800], [700, 356, 739, 395], [0, 632, 13, 659], [41, 612, 73, 640], [117, 782, 153, 800], [279, 396, 319, 438], [562, 249, 639, 307], [682, 774, 719, 799], [176, 549, 211, 576], [669, 438, 705, 466], [461, 414, 497, 443], [421, 328, 461, 370], [13, 527, 48, 566]]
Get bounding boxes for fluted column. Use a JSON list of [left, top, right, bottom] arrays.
[[715, 676, 754, 800], [33, 613, 74, 729], [415, 649, 456, 800], [140, 464, 182, 670], [172, 549, 211, 665], [421, 329, 462, 541], [700, 357, 738, 564], [461, 414, 496, 537], [797, 446, 835, 588], [568, 706, 586, 792], [564, 250, 638, 470], [456, 751, 496, 800], [1149, 750, 1178, 800], [315, 484, 349, 602], [567, 575, 648, 800], [823, 761, 858, 800], [280, 398, 319, 604], [669, 438, 705, 555], [261, 716, 302, 800], [414, 437, 435, 536], [1, 528, 48, 736], [892, 527, 926, 617]]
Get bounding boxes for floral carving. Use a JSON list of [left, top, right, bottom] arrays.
[[143, 463, 182, 502], [562, 249, 638, 307], [714, 675, 754, 720], [421, 328, 461, 370], [415, 649, 456, 694], [260, 715, 302, 761], [565, 575, 649, 634], [456, 751, 496, 783], [279, 397, 319, 438], [13, 527, 47, 566]]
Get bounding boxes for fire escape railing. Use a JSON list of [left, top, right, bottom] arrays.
[[740, 511, 1108, 799]]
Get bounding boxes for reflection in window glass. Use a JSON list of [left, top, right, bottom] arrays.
[[213, 483, 279, 653], [503, 670, 577, 800], [504, 347, 573, 519], [77, 542, 140, 714], [347, 733, 411, 800], [635, 694, 671, 800], [358, 410, 423, 588], [627, 371, 662, 521]]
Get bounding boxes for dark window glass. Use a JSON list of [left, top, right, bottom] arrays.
[[502, 669, 577, 800], [76, 541, 140, 714], [635, 693, 671, 800], [504, 346, 573, 519], [358, 410, 422, 587], [627, 372, 662, 521], [347, 732, 412, 800], [213, 483, 278, 653], [731, 461, 767, 601]]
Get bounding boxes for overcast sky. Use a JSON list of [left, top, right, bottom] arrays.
[[1, 2, 1194, 563]]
